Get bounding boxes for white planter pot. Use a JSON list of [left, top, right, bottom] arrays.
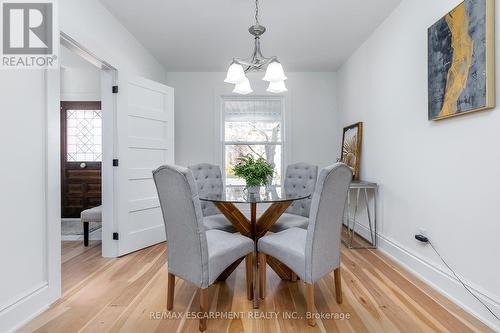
[[247, 186, 261, 196]]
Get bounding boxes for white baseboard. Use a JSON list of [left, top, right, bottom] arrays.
[[0, 282, 58, 333], [351, 223, 500, 332]]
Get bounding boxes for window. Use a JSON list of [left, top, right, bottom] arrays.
[[222, 97, 284, 196], [66, 109, 102, 162]]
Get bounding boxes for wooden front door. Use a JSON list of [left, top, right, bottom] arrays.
[[61, 101, 102, 218]]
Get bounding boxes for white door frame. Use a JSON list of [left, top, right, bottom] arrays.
[[46, 31, 119, 291]]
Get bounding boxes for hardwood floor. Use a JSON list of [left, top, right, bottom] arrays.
[[20, 238, 492, 333]]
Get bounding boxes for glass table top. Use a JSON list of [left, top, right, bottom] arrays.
[[199, 186, 312, 204]]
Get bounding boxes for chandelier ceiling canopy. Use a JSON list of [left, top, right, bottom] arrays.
[[224, 0, 287, 95]]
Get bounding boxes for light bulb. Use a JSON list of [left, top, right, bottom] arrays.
[[266, 80, 287, 93], [262, 60, 287, 82], [224, 62, 246, 84], [233, 77, 253, 95]]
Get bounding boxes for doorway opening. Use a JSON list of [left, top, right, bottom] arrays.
[[60, 44, 103, 243], [57, 32, 118, 258]]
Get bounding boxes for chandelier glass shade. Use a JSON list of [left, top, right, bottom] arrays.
[[262, 60, 287, 82], [224, 62, 246, 84], [224, 0, 287, 94], [233, 77, 253, 95], [266, 80, 288, 93]]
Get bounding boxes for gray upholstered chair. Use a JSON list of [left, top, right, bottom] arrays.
[[258, 163, 352, 326], [270, 162, 318, 233], [153, 165, 254, 331], [188, 163, 235, 233]]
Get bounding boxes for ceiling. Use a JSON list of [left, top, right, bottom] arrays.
[[99, 0, 401, 72]]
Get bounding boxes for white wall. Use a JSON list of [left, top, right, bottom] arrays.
[[60, 1, 166, 83], [60, 67, 101, 101], [0, 0, 166, 331], [167, 72, 338, 169], [336, 0, 500, 330], [0, 71, 48, 330], [60, 45, 101, 101]]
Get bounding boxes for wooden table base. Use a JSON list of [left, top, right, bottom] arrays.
[[213, 200, 297, 306], [266, 255, 294, 280], [216, 257, 244, 282]]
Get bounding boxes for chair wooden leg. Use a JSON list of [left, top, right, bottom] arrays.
[[258, 253, 266, 299], [334, 267, 342, 304], [199, 288, 208, 332], [83, 221, 89, 247], [167, 273, 175, 310], [306, 283, 316, 326], [245, 254, 253, 300]]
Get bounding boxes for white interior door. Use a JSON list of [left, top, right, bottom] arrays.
[[116, 77, 174, 256]]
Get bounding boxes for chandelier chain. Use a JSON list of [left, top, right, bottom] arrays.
[[255, 0, 259, 25]]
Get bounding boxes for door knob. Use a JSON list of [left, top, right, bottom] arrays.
[[80, 162, 87, 169]]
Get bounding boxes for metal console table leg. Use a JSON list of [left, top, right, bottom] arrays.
[[342, 181, 378, 249]]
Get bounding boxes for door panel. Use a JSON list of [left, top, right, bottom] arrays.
[[116, 77, 174, 256], [61, 101, 102, 218]]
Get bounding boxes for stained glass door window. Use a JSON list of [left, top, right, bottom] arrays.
[[66, 109, 102, 162]]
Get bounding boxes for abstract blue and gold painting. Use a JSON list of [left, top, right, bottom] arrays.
[[428, 0, 495, 120]]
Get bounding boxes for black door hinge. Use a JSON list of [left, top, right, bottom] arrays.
[[113, 159, 119, 167], [112, 85, 119, 94], [113, 232, 119, 240]]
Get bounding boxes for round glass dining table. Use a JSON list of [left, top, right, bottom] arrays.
[[200, 187, 311, 308]]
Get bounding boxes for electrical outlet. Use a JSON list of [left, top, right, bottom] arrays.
[[417, 228, 427, 237]]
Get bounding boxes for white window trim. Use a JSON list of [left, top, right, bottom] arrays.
[[217, 95, 290, 190]]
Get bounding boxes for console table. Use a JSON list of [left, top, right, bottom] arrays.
[[342, 181, 378, 249]]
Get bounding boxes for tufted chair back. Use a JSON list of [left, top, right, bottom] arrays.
[[284, 163, 318, 217], [188, 163, 223, 216]]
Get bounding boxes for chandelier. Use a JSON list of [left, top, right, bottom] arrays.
[[224, 0, 287, 95]]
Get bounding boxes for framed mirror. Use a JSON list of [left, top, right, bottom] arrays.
[[340, 122, 363, 180]]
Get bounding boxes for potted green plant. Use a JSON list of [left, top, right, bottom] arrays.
[[233, 155, 274, 195]]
